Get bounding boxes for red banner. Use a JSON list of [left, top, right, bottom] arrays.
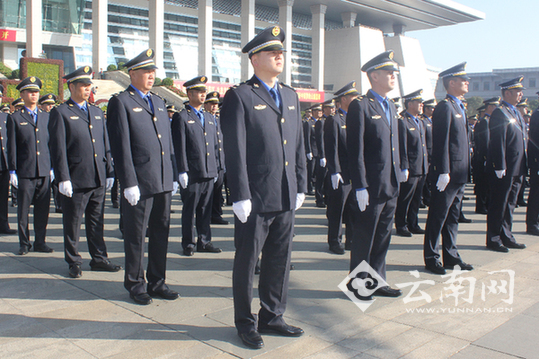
[[0, 29, 16, 42], [296, 89, 324, 103]]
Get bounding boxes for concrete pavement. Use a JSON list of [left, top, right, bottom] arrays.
[[0, 185, 538, 358]]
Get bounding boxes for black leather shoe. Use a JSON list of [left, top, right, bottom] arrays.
[[475, 209, 488, 215], [18, 246, 30, 255], [34, 244, 54, 253], [211, 217, 229, 225], [238, 330, 264, 349], [148, 288, 180, 300], [197, 242, 222, 253], [316, 203, 326, 208], [0, 227, 16, 234], [396, 227, 412, 237], [444, 262, 474, 271], [504, 242, 526, 249], [344, 242, 351, 250], [517, 200, 527, 207], [183, 247, 195, 256], [130, 292, 153, 305], [409, 226, 426, 234], [458, 216, 472, 223], [69, 264, 82, 278], [425, 262, 446, 275], [329, 243, 345, 255], [527, 227, 539, 236], [55, 208, 63, 213], [90, 260, 123, 272], [258, 323, 304, 337], [419, 202, 427, 209], [112, 203, 119, 209], [374, 286, 402, 297], [487, 244, 509, 253]]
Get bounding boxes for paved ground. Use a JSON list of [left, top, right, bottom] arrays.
[[1, 185, 538, 358]]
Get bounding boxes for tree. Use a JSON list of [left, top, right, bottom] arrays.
[[464, 96, 483, 117], [161, 78, 173, 86], [107, 64, 117, 71]]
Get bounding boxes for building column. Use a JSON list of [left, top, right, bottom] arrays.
[[278, 0, 294, 85], [26, 0, 42, 57], [92, 0, 108, 76], [311, 4, 327, 91], [149, 0, 165, 78], [241, 0, 255, 81], [198, 0, 212, 78], [341, 12, 357, 28]]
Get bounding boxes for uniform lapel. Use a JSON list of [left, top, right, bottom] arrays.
[[249, 76, 281, 115], [188, 107, 204, 129], [367, 90, 390, 129], [20, 108, 37, 128], [127, 85, 153, 115], [67, 99, 90, 123]]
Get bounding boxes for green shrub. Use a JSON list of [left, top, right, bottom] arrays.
[[154, 77, 162, 86], [0, 63, 12, 78], [118, 62, 125, 70], [11, 69, 19, 79], [162, 78, 173, 86], [27, 62, 60, 97], [107, 64, 117, 71]]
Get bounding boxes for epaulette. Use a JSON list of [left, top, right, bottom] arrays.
[[440, 99, 448, 103], [279, 82, 296, 92], [150, 91, 164, 101]]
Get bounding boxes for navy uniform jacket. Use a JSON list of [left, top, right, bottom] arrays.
[[303, 119, 313, 155], [315, 118, 325, 158], [473, 116, 489, 171], [488, 103, 527, 177], [0, 113, 9, 171], [309, 118, 319, 157], [400, 112, 428, 176], [430, 95, 470, 184], [49, 99, 113, 189], [220, 76, 307, 213], [529, 109, 539, 173], [107, 85, 175, 197], [324, 108, 350, 181], [215, 116, 225, 171], [347, 90, 405, 201], [421, 115, 433, 163], [171, 106, 218, 180], [7, 107, 51, 178]]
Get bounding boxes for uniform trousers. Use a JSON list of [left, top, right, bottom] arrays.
[[314, 159, 327, 205], [474, 167, 489, 213], [423, 182, 464, 266], [0, 170, 11, 230], [306, 158, 315, 194], [526, 171, 539, 231], [422, 176, 431, 206], [181, 178, 213, 249], [233, 209, 294, 334], [17, 176, 50, 249], [395, 175, 424, 230], [123, 191, 171, 296], [487, 174, 521, 247], [326, 182, 353, 246], [349, 196, 397, 280], [63, 186, 108, 266], [211, 169, 225, 219]]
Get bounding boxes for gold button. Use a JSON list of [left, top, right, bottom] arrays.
[[92, 139, 96, 143], [392, 147, 395, 151], [284, 140, 287, 145], [94, 154, 97, 157], [158, 134, 162, 138], [89, 125, 93, 129], [285, 161, 289, 166], [153, 117, 157, 122], [207, 153, 210, 156], [219, 148, 222, 151], [37, 140, 39, 143], [162, 152, 165, 155], [204, 132, 207, 136], [37, 151, 40, 155], [36, 128, 39, 132], [281, 118, 285, 123], [219, 140, 222, 143]]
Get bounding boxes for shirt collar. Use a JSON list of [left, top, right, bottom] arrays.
[[339, 108, 347, 116], [188, 104, 203, 116], [255, 75, 279, 94], [447, 94, 464, 108], [406, 112, 419, 122], [24, 106, 37, 116], [369, 89, 388, 106], [131, 85, 149, 100], [74, 100, 88, 112], [502, 101, 518, 113]]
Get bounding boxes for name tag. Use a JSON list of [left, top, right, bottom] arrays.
[[133, 108, 143, 112], [410, 128, 416, 131], [188, 120, 195, 124], [20, 122, 28, 126], [455, 114, 462, 118], [372, 115, 382, 119], [254, 104, 267, 110], [158, 108, 164, 112], [288, 106, 295, 110], [341, 125, 346, 129], [209, 121, 214, 125], [95, 116, 102, 120], [70, 116, 79, 120]]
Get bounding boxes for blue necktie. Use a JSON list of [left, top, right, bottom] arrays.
[[196, 110, 204, 127], [382, 99, 391, 125], [269, 87, 281, 109], [459, 103, 467, 120], [144, 94, 154, 113]]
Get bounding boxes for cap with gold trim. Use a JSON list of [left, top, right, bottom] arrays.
[[483, 96, 500, 105], [517, 98, 529, 108], [322, 99, 335, 108], [11, 98, 24, 108], [361, 50, 399, 73], [334, 81, 359, 97], [403, 89, 423, 103], [422, 99, 436, 108], [184, 76, 208, 92], [499, 76, 525, 90], [166, 104, 178, 113], [124, 49, 157, 71], [438, 62, 470, 80], [39, 93, 57, 105], [16, 76, 42, 92], [64, 66, 93, 85], [242, 26, 285, 58], [205, 91, 220, 103], [310, 104, 322, 111]]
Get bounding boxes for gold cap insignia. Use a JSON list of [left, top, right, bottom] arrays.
[[352, 81, 356, 88], [201, 76, 206, 82], [389, 52, 394, 60], [146, 49, 153, 57], [84, 66, 90, 73], [272, 26, 280, 37], [30, 77, 35, 83], [48, 94, 52, 99]]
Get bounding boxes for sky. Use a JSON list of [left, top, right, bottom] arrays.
[[410, 0, 537, 73]]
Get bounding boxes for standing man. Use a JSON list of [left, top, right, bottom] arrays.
[[315, 103, 328, 207], [421, 99, 436, 207], [423, 63, 473, 275], [527, 104, 539, 236], [107, 49, 179, 305], [38, 93, 56, 113], [303, 108, 315, 195], [486, 77, 527, 252], [347, 51, 407, 299], [220, 26, 307, 349], [7, 77, 53, 255], [395, 90, 428, 236], [324, 82, 359, 254], [49, 66, 122, 278], [172, 76, 222, 256], [0, 87, 16, 235]]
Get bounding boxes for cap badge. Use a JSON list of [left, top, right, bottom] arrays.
[[84, 66, 90, 73], [48, 94, 52, 99], [388, 52, 394, 60], [30, 77, 35, 83], [146, 49, 153, 57], [352, 81, 356, 88], [272, 26, 280, 37], [201, 76, 206, 82]]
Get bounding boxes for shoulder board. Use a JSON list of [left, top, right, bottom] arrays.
[[150, 91, 164, 101], [440, 99, 448, 103], [279, 82, 296, 92]]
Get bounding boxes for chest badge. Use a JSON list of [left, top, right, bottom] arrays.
[[133, 107, 143, 112], [188, 120, 195, 124], [20, 122, 28, 126], [70, 116, 79, 120], [254, 104, 266, 110], [288, 106, 295, 110], [372, 115, 382, 119]]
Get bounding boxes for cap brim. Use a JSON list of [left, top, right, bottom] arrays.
[[250, 43, 286, 56], [71, 78, 93, 85], [131, 64, 158, 71]]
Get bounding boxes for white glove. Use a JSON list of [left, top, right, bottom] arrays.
[[495, 169, 506, 179], [59, 180, 73, 198], [331, 173, 344, 190], [213, 176, 218, 183], [400, 169, 409, 183], [436, 173, 450, 192], [295, 193, 305, 210], [50, 170, 55, 183], [172, 181, 179, 196], [179, 172, 188, 189], [356, 189, 369, 212], [320, 158, 327, 167], [106, 177, 114, 191], [124, 185, 140, 206], [10, 173, 18, 188], [233, 199, 252, 223], [307, 153, 313, 161]]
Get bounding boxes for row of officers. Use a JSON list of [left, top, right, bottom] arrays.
[[1, 28, 538, 348]]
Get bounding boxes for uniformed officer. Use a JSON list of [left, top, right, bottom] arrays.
[[49, 66, 122, 278], [473, 97, 500, 214], [172, 76, 222, 256], [303, 106, 317, 195], [395, 90, 428, 236], [0, 104, 9, 114], [204, 91, 228, 225], [107, 49, 179, 305], [309, 104, 325, 207], [7, 77, 53, 255], [0, 88, 16, 235], [324, 82, 359, 254], [11, 98, 24, 110], [527, 104, 539, 236], [346, 50, 407, 299], [38, 93, 57, 113], [9, 98, 23, 207], [220, 26, 307, 349], [486, 77, 527, 252], [516, 98, 530, 207], [423, 63, 473, 275], [166, 104, 177, 120], [421, 99, 435, 207]]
